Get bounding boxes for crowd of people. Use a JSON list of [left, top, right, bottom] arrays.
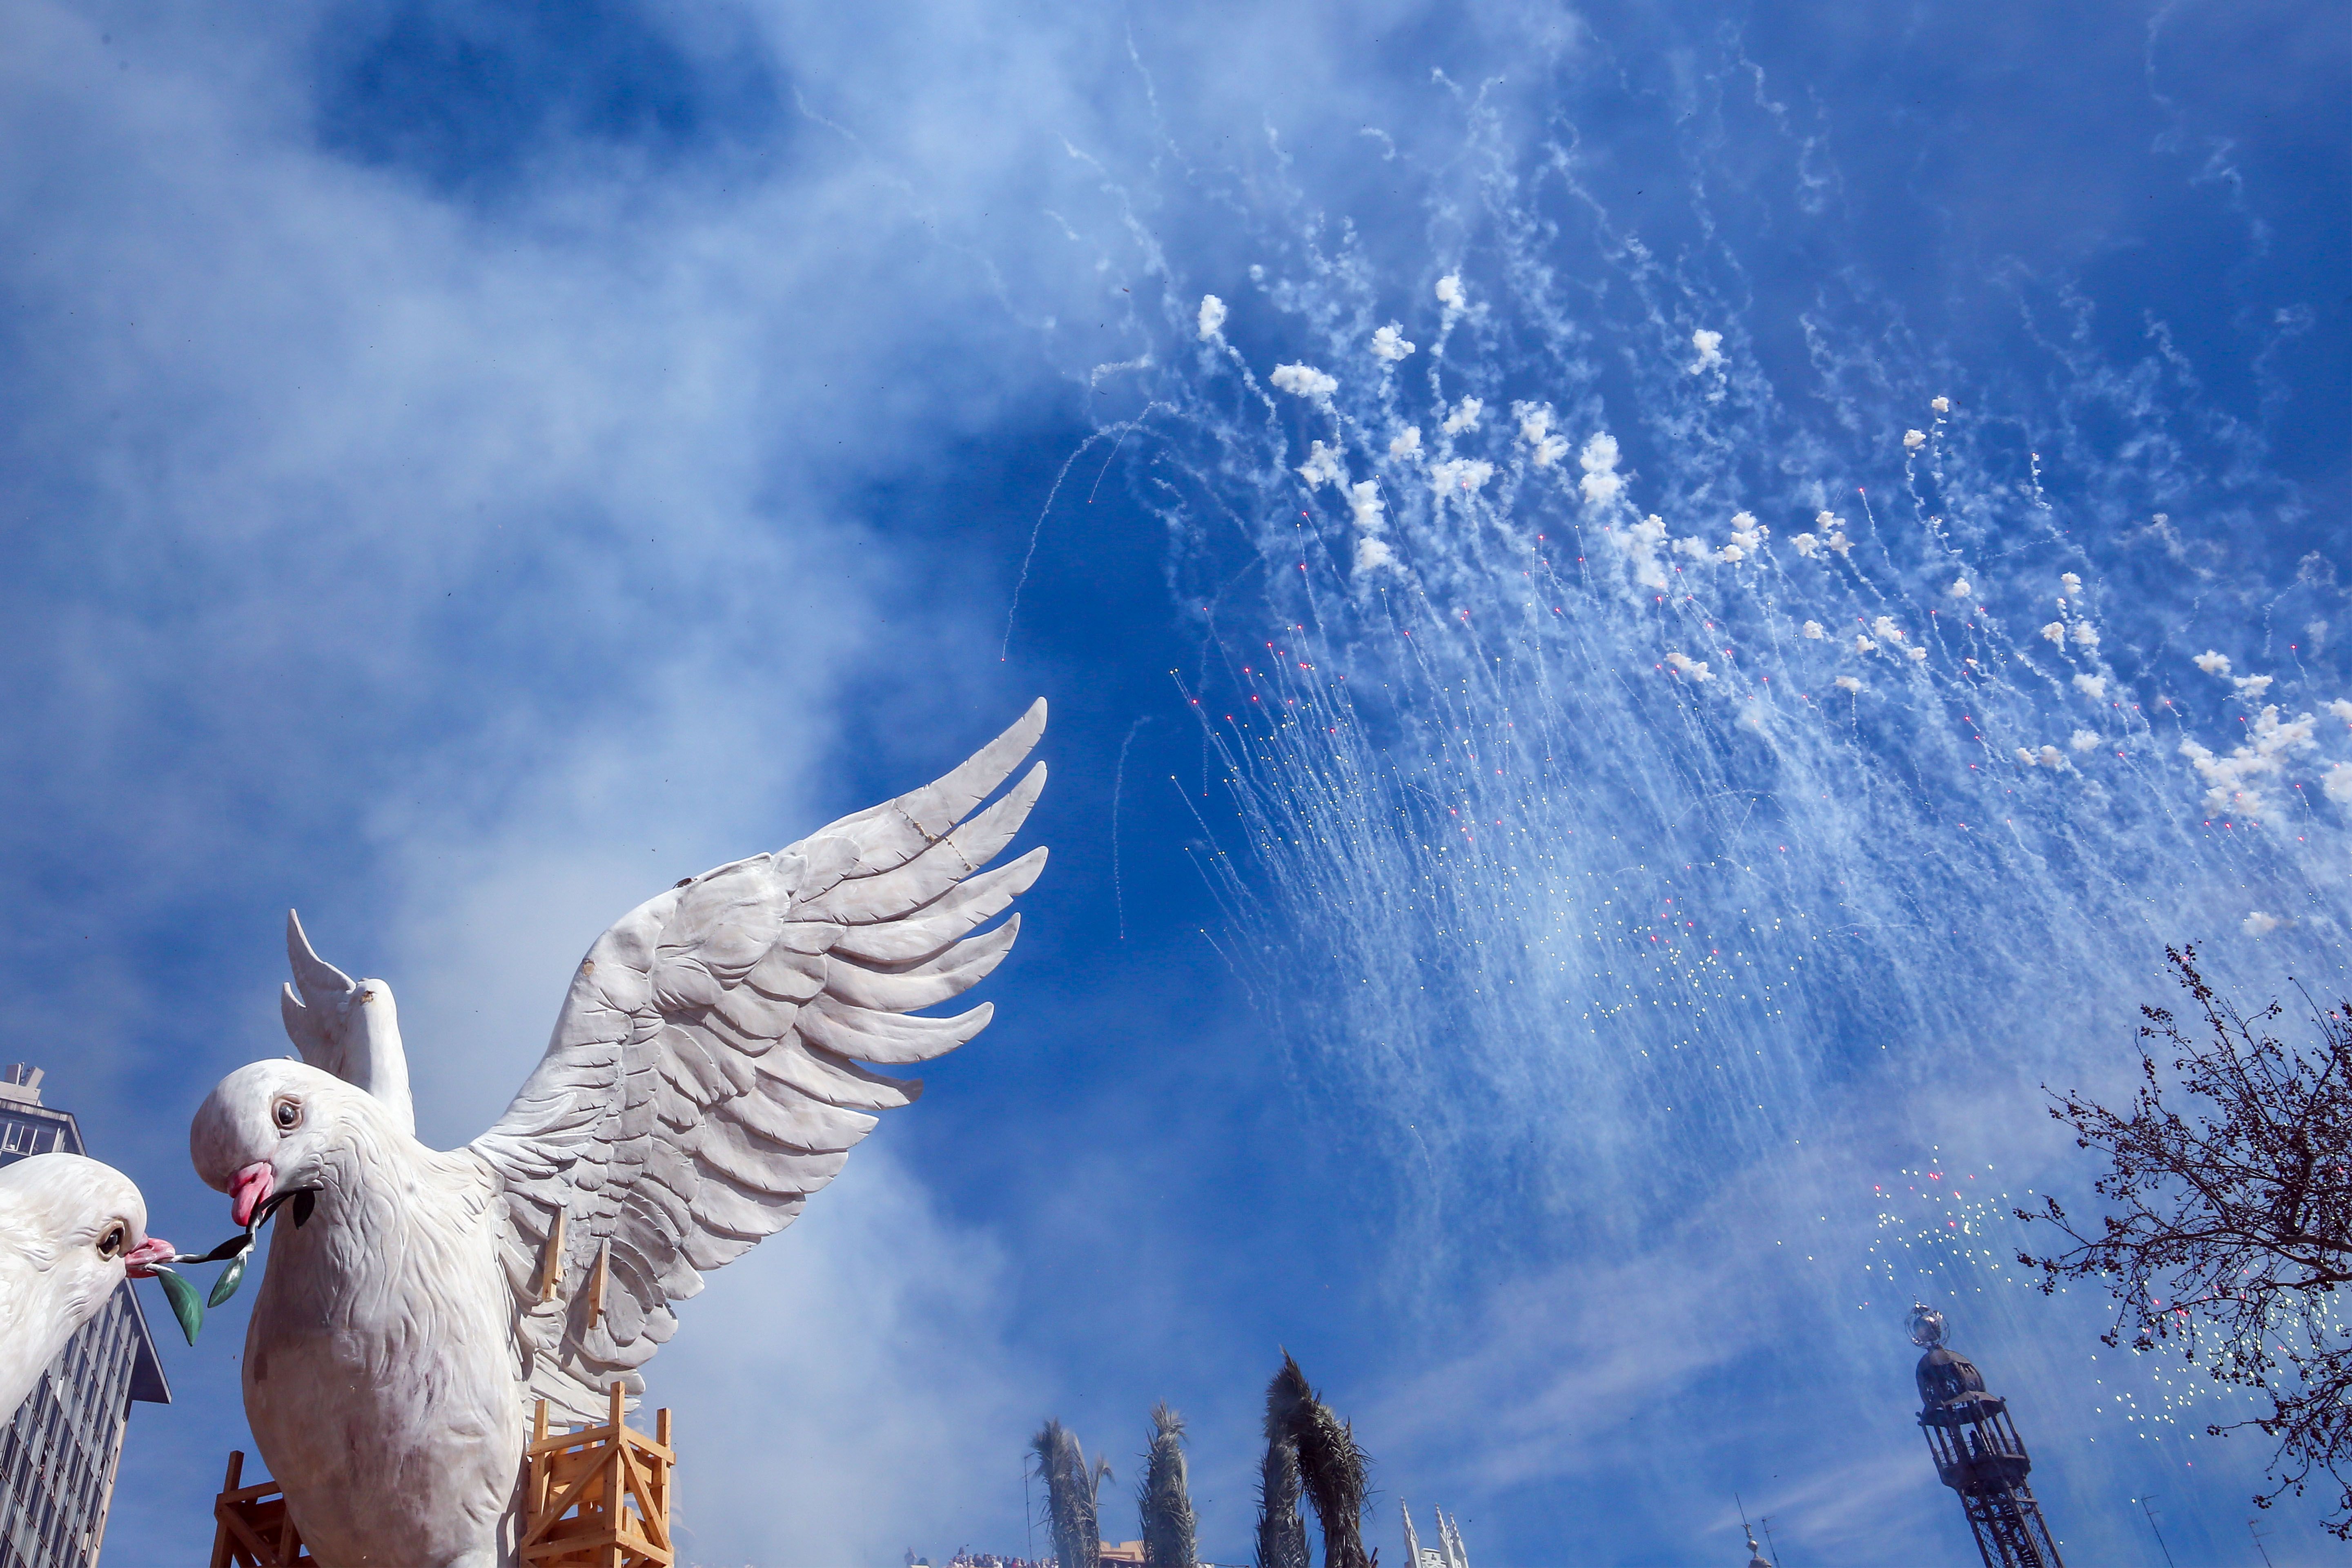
[[936, 1549, 1054, 1568]]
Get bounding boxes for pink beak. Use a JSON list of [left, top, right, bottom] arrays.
[[228, 1160, 276, 1229], [124, 1236, 176, 1279]]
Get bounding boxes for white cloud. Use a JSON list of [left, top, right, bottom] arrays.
[[1435, 273, 1465, 307], [1665, 651, 1712, 682], [1579, 432, 1624, 507], [652, 1152, 1042, 1566], [1793, 512, 1851, 557], [1390, 425, 1423, 460], [0, 19, 1264, 1562], [2060, 572, 2083, 597], [1801, 621, 1824, 640], [2177, 705, 2317, 815], [2194, 650, 2232, 677], [1354, 534, 1396, 573], [1834, 675, 1862, 693], [1515, 401, 1568, 466], [1613, 513, 1670, 591], [2325, 764, 2352, 804], [1948, 579, 1972, 599], [2073, 673, 2108, 700], [2071, 621, 2098, 649], [1431, 457, 1494, 498], [1441, 397, 1483, 435], [1297, 439, 1344, 489], [1713, 515, 1765, 563], [2070, 730, 2099, 753], [1931, 396, 1950, 414], [1271, 361, 1339, 400], [1197, 294, 1227, 339], [2040, 622, 2066, 646], [2243, 911, 2285, 937], [1902, 428, 1926, 451], [2235, 674, 2274, 699], [2329, 699, 2352, 723], [1688, 328, 1724, 373], [1872, 616, 1905, 643], [1370, 323, 1416, 362], [1348, 480, 1385, 532]]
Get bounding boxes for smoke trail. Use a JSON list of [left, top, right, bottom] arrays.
[[1082, 45, 2348, 1552], [1140, 247, 2346, 1239]]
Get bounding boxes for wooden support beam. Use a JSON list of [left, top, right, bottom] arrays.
[[520, 1390, 676, 1567], [208, 1392, 673, 1568], [538, 1210, 568, 1303], [207, 1452, 316, 1568], [587, 1239, 610, 1329]]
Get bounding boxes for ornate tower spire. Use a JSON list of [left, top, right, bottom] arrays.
[[1908, 1304, 2066, 1567]]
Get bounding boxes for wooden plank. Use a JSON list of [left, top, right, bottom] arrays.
[[218, 1510, 281, 1563], [588, 1240, 610, 1328], [521, 1458, 612, 1551], [518, 1395, 672, 1568], [538, 1209, 568, 1302], [531, 1421, 627, 1457], [210, 1452, 245, 1568]]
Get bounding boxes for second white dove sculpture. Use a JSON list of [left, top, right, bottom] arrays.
[[189, 701, 1049, 1568], [0, 1152, 174, 1416]]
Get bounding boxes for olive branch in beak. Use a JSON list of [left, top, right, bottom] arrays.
[[147, 1188, 316, 1345]]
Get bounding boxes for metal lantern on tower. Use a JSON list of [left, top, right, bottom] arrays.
[[1909, 1304, 2065, 1568]]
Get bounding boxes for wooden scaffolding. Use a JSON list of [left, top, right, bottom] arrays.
[[206, 1452, 314, 1568], [204, 1387, 673, 1568], [521, 1385, 676, 1568]]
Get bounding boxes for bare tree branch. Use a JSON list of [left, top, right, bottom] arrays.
[[2018, 946, 2352, 1535]]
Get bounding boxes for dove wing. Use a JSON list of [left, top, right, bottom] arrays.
[[469, 701, 1047, 1418]]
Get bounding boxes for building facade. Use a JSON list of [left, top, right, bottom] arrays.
[[0, 1066, 170, 1568]]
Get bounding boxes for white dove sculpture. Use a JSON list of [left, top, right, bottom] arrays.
[[189, 700, 1049, 1568], [0, 1152, 175, 1414]]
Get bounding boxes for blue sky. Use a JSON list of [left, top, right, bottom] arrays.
[[2, 1, 2345, 1564]]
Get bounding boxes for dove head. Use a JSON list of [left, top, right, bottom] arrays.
[[0, 1153, 173, 1321], [192, 1060, 406, 1229], [279, 911, 415, 1138]]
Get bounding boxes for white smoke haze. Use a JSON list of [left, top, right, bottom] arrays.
[[7, 0, 2342, 1561], [0, 1, 1180, 1559], [1272, 361, 1340, 400], [1082, 64, 2351, 1557]]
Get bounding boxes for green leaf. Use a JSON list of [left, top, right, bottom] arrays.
[[152, 1267, 204, 1346], [207, 1247, 252, 1309]]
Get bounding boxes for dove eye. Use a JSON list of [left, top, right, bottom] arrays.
[[273, 1098, 302, 1131], [97, 1225, 125, 1258]]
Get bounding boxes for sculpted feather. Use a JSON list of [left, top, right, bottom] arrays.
[[188, 702, 1050, 1568]]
